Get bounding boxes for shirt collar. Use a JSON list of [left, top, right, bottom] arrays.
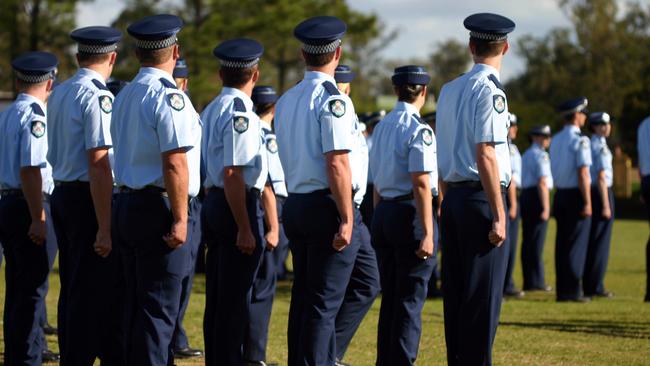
[[139, 67, 176, 86], [394, 101, 420, 117], [16, 93, 46, 113], [78, 68, 106, 84], [471, 63, 501, 81], [221, 87, 254, 110], [304, 70, 337, 85], [260, 119, 272, 130], [565, 124, 581, 134]]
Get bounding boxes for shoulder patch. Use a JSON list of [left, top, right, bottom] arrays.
[[328, 99, 346, 118], [167, 93, 185, 111], [488, 74, 505, 92], [159, 78, 177, 89], [266, 136, 278, 153], [99, 95, 113, 113], [322, 81, 340, 96], [233, 115, 249, 133], [493, 95, 506, 114], [233, 97, 246, 113], [91, 79, 109, 91], [31, 120, 46, 138], [421, 129, 433, 146], [413, 114, 426, 125], [30, 103, 45, 117], [579, 137, 589, 150]]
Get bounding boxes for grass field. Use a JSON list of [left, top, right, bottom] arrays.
[[1, 219, 649, 365]]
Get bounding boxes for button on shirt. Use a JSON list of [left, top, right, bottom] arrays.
[[521, 142, 553, 189], [0, 93, 52, 193], [638, 116, 650, 177], [111, 67, 202, 197], [47, 68, 113, 182], [350, 115, 369, 206], [509, 142, 522, 187], [590, 135, 613, 187], [436, 63, 512, 185], [549, 125, 591, 189], [275, 71, 356, 194], [202, 87, 267, 191], [370, 102, 438, 198], [261, 120, 288, 198]]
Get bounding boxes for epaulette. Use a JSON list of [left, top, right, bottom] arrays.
[[233, 97, 246, 112], [488, 74, 505, 92], [30, 103, 45, 117], [91, 79, 109, 91], [159, 78, 177, 89], [322, 81, 340, 96], [262, 127, 272, 135], [412, 114, 426, 125]]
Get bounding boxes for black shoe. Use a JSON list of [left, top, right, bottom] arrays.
[[504, 289, 525, 298], [557, 296, 591, 303], [42, 349, 60, 362], [590, 291, 614, 298], [43, 322, 58, 335], [335, 359, 352, 366], [173, 346, 203, 358]]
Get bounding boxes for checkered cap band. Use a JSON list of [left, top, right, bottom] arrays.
[[219, 58, 260, 69], [78, 43, 118, 54], [135, 35, 177, 50], [15, 70, 54, 83], [302, 39, 341, 54], [469, 31, 507, 41]]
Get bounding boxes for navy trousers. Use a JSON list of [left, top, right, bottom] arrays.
[[284, 191, 360, 366], [39, 201, 58, 353], [642, 176, 650, 300], [504, 194, 520, 293], [203, 188, 264, 366], [553, 188, 591, 300], [273, 196, 290, 281], [441, 187, 508, 366], [520, 187, 549, 290], [172, 198, 202, 351], [244, 246, 277, 363], [583, 187, 615, 296], [0, 194, 50, 365], [372, 199, 434, 366], [335, 206, 381, 361], [114, 190, 192, 366], [360, 183, 375, 230]]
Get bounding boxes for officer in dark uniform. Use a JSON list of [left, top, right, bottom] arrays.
[[436, 13, 515, 365], [549, 97, 593, 302], [201, 38, 272, 366], [0, 51, 58, 365], [111, 14, 202, 365], [638, 115, 650, 302]]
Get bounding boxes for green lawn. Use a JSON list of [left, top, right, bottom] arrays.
[[2, 219, 649, 365]]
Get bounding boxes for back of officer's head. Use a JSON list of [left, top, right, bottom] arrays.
[[135, 46, 176, 65], [16, 78, 53, 94], [394, 84, 425, 103], [469, 37, 508, 59], [303, 49, 340, 68], [219, 65, 259, 88]]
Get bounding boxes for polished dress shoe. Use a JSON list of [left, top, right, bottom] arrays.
[[173, 346, 203, 358], [504, 289, 525, 298], [335, 359, 352, 366], [590, 291, 614, 298], [42, 349, 60, 362]]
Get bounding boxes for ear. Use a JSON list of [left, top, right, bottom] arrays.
[[468, 39, 476, 56], [334, 46, 342, 62], [252, 68, 260, 83], [75, 53, 81, 66], [502, 41, 510, 55], [421, 85, 428, 97], [300, 50, 307, 62], [46, 79, 54, 92], [109, 52, 117, 66], [218, 68, 225, 82], [173, 44, 180, 61]]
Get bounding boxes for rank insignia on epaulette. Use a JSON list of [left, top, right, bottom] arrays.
[[422, 129, 433, 146], [99, 95, 113, 113], [493, 95, 506, 114], [267, 137, 278, 153], [31, 121, 46, 138], [233, 116, 249, 133], [329, 99, 346, 118], [168, 93, 185, 111]]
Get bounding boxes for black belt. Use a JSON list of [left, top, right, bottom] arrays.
[[382, 192, 414, 202], [447, 181, 508, 193], [0, 189, 23, 197], [119, 185, 168, 197], [55, 180, 90, 188], [208, 186, 262, 197]]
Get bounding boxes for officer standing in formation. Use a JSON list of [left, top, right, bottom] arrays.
[[370, 65, 436, 365], [0, 51, 57, 365], [111, 14, 202, 364], [504, 112, 524, 298], [584, 112, 615, 298], [638, 115, 650, 302], [436, 13, 514, 365], [200, 38, 272, 365], [520, 125, 554, 291], [550, 97, 593, 302]]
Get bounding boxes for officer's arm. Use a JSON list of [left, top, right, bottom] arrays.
[[538, 177, 550, 220], [476, 142, 507, 246], [578, 166, 591, 215], [20, 167, 45, 244], [507, 179, 517, 219], [411, 172, 434, 257], [223, 166, 253, 243], [162, 149, 189, 246], [326, 150, 353, 245], [437, 179, 445, 218], [261, 184, 279, 250], [598, 169, 611, 218], [87, 148, 113, 255]]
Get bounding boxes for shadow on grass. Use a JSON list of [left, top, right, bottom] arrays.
[[500, 319, 650, 339]]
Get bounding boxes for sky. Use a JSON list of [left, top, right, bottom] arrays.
[[76, 0, 628, 80]]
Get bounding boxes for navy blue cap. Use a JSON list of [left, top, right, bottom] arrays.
[[11, 51, 58, 83], [173, 58, 189, 78], [391, 65, 431, 86], [558, 96, 589, 115], [464, 13, 515, 41], [127, 14, 183, 49], [335, 65, 355, 83], [213, 38, 263, 68], [70, 26, 122, 54], [252, 85, 278, 105], [529, 124, 552, 137], [589, 112, 611, 125], [106, 79, 129, 96], [294, 16, 346, 54]]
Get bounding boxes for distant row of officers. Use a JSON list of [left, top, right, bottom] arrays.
[[0, 11, 645, 366]]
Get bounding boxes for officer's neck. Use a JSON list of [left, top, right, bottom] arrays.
[[306, 64, 336, 78], [473, 56, 502, 72], [81, 64, 111, 82], [259, 112, 274, 124], [20, 85, 48, 104], [141, 59, 176, 79]]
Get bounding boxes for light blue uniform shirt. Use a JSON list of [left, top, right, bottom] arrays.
[[202, 87, 267, 191], [47, 68, 113, 182], [366, 135, 374, 184], [275, 71, 356, 194], [509, 142, 522, 187], [549, 125, 591, 189], [111, 67, 202, 197], [521, 142, 553, 189], [436, 63, 512, 185], [590, 135, 613, 187], [261, 120, 288, 198], [638, 116, 650, 176], [350, 116, 369, 205], [370, 102, 438, 198], [0, 93, 53, 193]]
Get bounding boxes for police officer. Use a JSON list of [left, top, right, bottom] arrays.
[[0, 51, 57, 365], [584, 112, 615, 298], [111, 14, 202, 364], [359, 110, 385, 230], [47, 26, 124, 364], [370, 65, 436, 365], [550, 97, 593, 303], [520, 125, 554, 291], [275, 16, 359, 366], [201, 38, 272, 366], [638, 115, 650, 302], [333, 65, 381, 365], [436, 13, 514, 365], [504, 112, 524, 298]]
